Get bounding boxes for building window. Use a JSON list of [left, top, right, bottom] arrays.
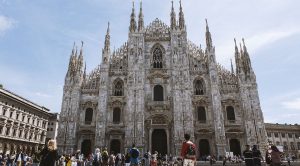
[[6, 128, 10, 136], [274, 133, 278, 138], [113, 107, 121, 124], [226, 106, 235, 121], [22, 116, 25, 122], [276, 141, 280, 146], [197, 106, 206, 122], [152, 46, 163, 68], [2, 109, 6, 115], [297, 142, 300, 150], [283, 142, 288, 150], [194, 79, 205, 95], [0, 126, 3, 134], [113, 80, 124, 96], [291, 142, 295, 150], [288, 133, 293, 138], [153, 85, 164, 101], [19, 131, 22, 138], [85, 108, 93, 125], [267, 133, 271, 137], [10, 111, 13, 118], [16, 114, 19, 120], [281, 133, 285, 138]]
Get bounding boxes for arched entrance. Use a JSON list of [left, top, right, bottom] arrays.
[[229, 139, 241, 155], [110, 139, 121, 154], [81, 139, 92, 157], [152, 129, 167, 155], [199, 139, 210, 157]]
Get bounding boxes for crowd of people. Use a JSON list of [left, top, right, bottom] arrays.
[[1, 136, 298, 166]]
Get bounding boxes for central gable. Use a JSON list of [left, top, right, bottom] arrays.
[[145, 18, 170, 41]]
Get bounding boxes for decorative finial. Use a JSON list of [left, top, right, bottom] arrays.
[[81, 41, 84, 48], [234, 38, 237, 47], [242, 38, 245, 46]]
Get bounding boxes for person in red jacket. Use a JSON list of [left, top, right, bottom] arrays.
[[181, 133, 196, 166]]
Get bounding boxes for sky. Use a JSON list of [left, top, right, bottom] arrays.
[[0, 0, 299, 124]]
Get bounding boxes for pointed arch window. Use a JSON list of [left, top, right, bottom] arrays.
[[154, 85, 164, 101], [114, 79, 124, 96], [194, 79, 205, 95], [113, 107, 121, 124], [226, 106, 235, 121], [85, 108, 93, 125], [197, 106, 206, 123], [153, 47, 163, 68]]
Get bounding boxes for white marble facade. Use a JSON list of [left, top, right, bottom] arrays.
[[57, 2, 267, 159]]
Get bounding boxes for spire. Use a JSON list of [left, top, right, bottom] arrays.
[[178, 0, 185, 30], [68, 42, 76, 72], [129, 1, 137, 33], [205, 19, 213, 49], [83, 62, 86, 80], [242, 38, 252, 72], [170, 1, 176, 30], [230, 59, 234, 74], [234, 38, 241, 74], [78, 41, 84, 71], [104, 22, 110, 52], [138, 0, 144, 31]]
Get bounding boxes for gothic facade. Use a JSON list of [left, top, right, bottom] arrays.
[[57, 1, 267, 158]]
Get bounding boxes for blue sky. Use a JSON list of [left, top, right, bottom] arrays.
[[0, 0, 299, 124]]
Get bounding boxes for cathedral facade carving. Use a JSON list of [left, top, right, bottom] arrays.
[[57, 1, 267, 158]]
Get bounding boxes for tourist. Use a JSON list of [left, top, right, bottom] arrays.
[[270, 145, 281, 166], [101, 147, 109, 166], [14, 149, 25, 166], [252, 145, 262, 166], [39, 139, 59, 166], [180, 133, 196, 166], [243, 145, 253, 166], [93, 148, 101, 166], [144, 150, 151, 166], [108, 151, 115, 166], [124, 152, 131, 166], [129, 144, 140, 166]]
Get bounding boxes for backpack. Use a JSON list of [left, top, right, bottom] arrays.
[[102, 151, 109, 161], [131, 148, 139, 158], [186, 143, 196, 157]]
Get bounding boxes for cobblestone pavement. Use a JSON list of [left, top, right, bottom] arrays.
[[195, 161, 300, 166]]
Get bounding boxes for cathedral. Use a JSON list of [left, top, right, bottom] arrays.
[[57, 1, 268, 159]]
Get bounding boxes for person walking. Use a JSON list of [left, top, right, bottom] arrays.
[[14, 149, 25, 166], [243, 145, 253, 166], [101, 148, 109, 166], [93, 148, 101, 166], [129, 144, 140, 166], [270, 145, 281, 166], [39, 139, 59, 166], [180, 133, 196, 166], [252, 145, 262, 166]]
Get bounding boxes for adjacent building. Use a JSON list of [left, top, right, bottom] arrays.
[[46, 113, 59, 143], [0, 87, 51, 155], [266, 123, 300, 158], [57, 1, 268, 158]]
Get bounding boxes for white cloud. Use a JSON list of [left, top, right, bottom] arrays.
[[34, 92, 52, 98], [0, 15, 15, 35], [282, 98, 300, 110]]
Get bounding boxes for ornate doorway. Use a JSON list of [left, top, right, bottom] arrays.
[[110, 139, 121, 154], [229, 139, 241, 155], [81, 139, 92, 157], [199, 139, 210, 157], [152, 129, 167, 155]]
